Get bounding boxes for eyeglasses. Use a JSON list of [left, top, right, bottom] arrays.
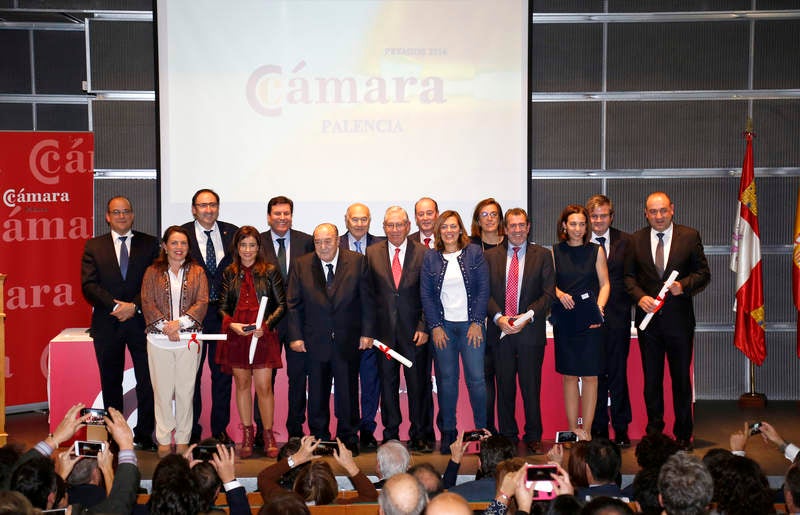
[[479, 211, 499, 219], [194, 202, 219, 209], [109, 209, 132, 216]]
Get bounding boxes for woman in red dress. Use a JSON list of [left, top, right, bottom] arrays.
[[219, 226, 286, 458]]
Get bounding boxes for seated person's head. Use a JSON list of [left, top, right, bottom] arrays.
[[585, 438, 621, 486], [192, 461, 222, 512], [0, 444, 23, 490], [293, 460, 338, 506], [67, 456, 101, 487], [581, 495, 634, 515], [711, 455, 772, 515], [657, 452, 712, 515], [424, 491, 471, 515], [149, 454, 202, 515], [0, 490, 35, 515], [631, 468, 661, 515], [785, 464, 800, 514], [566, 441, 590, 488], [493, 458, 526, 513], [479, 435, 516, 478], [545, 494, 582, 515], [279, 437, 307, 490], [407, 462, 443, 498], [378, 473, 427, 515], [635, 433, 681, 471], [377, 440, 411, 480], [701, 448, 734, 503], [259, 492, 311, 515], [10, 456, 58, 510]]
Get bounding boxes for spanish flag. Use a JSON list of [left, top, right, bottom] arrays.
[[730, 128, 766, 365]]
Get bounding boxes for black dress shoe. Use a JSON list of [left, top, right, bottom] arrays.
[[676, 439, 694, 451], [133, 436, 157, 452], [613, 431, 631, 448], [525, 441, 543, 455], [360, 433, 378, 452], [214, 431, 233, 445], [408, 439, 433, 454], [591, 429, 609, 440]]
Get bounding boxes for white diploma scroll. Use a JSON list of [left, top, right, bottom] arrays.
[[638, 270, 680, 331], [500, 309, 535, 339], [249, 296, 268, 364], [150, 333, 227, 341], [373, 340, 413, 369]]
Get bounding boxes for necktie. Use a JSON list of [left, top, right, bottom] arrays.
[[326, 263, 335, 289], [118, 236, 129, 280], [392, 247, 402, 289], [655, 232, 665, 277], [505, 247, 520, 316], [354, 240, 363, 254], [204, 230, 217, 300], [424, 237, 431, 248], [277, 238, 287, 280], [596, 236, 606, 256]]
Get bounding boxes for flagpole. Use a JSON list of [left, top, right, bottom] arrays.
[[738, 360, 766, 408]]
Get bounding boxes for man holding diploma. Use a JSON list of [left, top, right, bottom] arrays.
[[624, 192, 710, 450], [484, 208, 555, 454], [287, 223, 375, 456]]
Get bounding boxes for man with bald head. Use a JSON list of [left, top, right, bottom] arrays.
[[378, 473, 427, 515], [425, 492, 472, 515], [287, 223, 376, 455], [340, 202, 385, 451], [410, 197, 439, 249], [624, 192, 710, 450]]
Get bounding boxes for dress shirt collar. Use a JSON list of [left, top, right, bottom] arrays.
[[272, 229, 291, 243], [111, 229, 133, 240], [321, 250, 339, 272], [650, 223, 673, 239]]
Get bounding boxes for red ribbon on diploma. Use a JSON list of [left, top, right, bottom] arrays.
[[378, 344, 393, 360], [188, 333, 201, 353]]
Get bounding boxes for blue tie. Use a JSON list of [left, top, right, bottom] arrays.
[[204, 230, 217, 300], [118, 236, 128, 279], [354, 240, 363, 254], [326, 263, 335, 289]]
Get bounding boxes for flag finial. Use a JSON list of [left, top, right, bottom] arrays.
[[745, 116, 754, 133]]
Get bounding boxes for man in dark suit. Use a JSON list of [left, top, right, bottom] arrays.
[[339, 202, 385, 451], [586, 195, 633, 447], [287, 223, 375, 455], [259, 195, 315, 439], [365, 206, 434, 452], [182, 188, 238, 444], [484, 208, 555, 454], [81, 196, 160, 450], [409, 197, 439, 249], [624, 192, 710, 450]]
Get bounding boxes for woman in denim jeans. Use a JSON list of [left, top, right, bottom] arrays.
[[420, 210, 490, 453]]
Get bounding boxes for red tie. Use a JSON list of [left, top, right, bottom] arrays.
[[424, 237, 431, 248], [505, 247, 520, 316], [392, 247, 402, 288]]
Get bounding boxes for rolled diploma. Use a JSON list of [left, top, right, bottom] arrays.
[[373, 340, 413, 368], [150, 333, 227, 341], [249, 296, 268, 364], [500, 309, 535, 339], [638, 270, 679, 331]]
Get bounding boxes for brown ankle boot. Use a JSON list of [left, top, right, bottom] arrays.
[[264, 429, 278, 459], [239, 424, 255, 459]]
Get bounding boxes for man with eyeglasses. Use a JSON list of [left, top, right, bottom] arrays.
[[339, 203, 386, 452], [287, 223, 376, 456], [181, 188, 238, 445], [410, 197, 439, 249], [81, 196, 160, 451], [585, 194, 634, 448], [365, 207, 434, 453]]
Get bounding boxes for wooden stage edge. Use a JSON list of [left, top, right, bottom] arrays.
[[5, 400, 799, 481]]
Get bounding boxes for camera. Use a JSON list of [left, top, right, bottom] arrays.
[[749, 421, 762, 436], [313, 441, 338, 456], [80, 407, 108, 426], [73, 440, 106, 457], [192, 444, 219, 461], [555, 430, 579, 443], [526, 465, 557, 500], [463, 430, 484, 442]]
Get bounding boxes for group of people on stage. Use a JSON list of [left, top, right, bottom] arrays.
[[80, 188, 710, 460]]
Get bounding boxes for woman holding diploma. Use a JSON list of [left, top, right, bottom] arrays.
[[552, 205, 610, 439], [141, 225, 208, 458], [219, 226, 286, 458], [420, 211, 489, 453]]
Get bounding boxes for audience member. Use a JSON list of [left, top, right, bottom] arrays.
[[187, 441, 250, 515], [758, 421, 800, 463], [375, 440, 411, 488], [483, 458, 526, 515], [577, 438, 623, 501], [258, 493, 311, 515], [378, 473, 427, 515], [0, 444, 23, 490], [711, 455, 774, 515], [277, 438, 307, 490], [0, 490, 35, 515], [425, 491, 472, 515], [658, 452, 712, 515], [581, 496, 633, 514], [634, 432, 681, 470], [631, 468, 661, 515], [447, 434, 516, 501], [407, 463, 443, 498], [148, 454, 202, 515], [65, 448, 113, 508], [785, 464, 800, 514]]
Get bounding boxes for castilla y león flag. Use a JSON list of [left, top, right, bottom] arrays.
[[730, 129, 765, 365]]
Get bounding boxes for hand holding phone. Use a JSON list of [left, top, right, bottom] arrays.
[[80, 408, 108, 426], [526, 464, 557, 500], [74, 440, 106, 457], [555, 430, 579, 443], [749, 421, 762, 436], [313, 441, 338, 456]]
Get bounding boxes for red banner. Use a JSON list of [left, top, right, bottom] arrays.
[[0, 132, 94, 406]]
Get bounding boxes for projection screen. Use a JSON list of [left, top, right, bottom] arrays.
[[157, 0, 528, 234]]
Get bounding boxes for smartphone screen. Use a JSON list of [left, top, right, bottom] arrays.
[[74, 440, 105, 457], [555, 431, 579, 443]]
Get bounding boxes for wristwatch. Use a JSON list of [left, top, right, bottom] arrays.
[[287, 455, 295, 468]]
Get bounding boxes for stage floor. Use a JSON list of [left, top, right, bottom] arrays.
[[6, 400, 798, 482]]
